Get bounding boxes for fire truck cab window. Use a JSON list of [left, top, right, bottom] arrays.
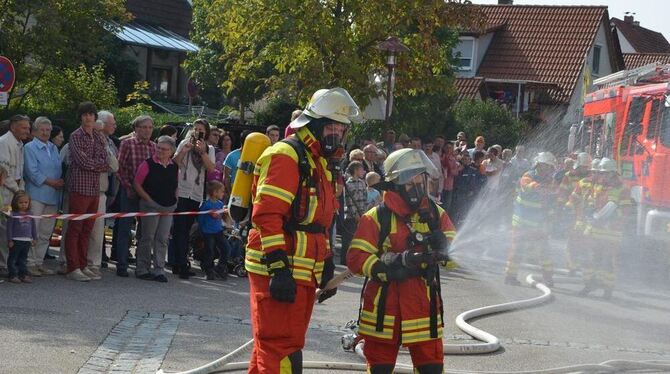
[[621, 97, 645, 156], [660, 106, 670, 147], [647, 99, 662, 140]]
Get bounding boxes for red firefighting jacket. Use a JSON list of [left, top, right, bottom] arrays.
[[567, 175, 595, 229], [558, 169, 589, 206], [584, 178, 632, 242], [347, 191, 456, 345], [244, 127, 336, 287]]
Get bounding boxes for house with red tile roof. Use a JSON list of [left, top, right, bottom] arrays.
[[612, 15, 670, 70], [453, 3, 624, 126], [612, 15, 670, 54]]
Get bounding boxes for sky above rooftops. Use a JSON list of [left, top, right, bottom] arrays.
[[474, 0, 670, 45]]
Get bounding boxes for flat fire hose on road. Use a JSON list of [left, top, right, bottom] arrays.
[[158, 274, 558, 374], [159, 271, 670, 373]]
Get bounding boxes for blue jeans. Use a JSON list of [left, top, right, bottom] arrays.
[[7, 240, 30, 278], [114, 186, 139, 271], [201, 232, 230, 270]]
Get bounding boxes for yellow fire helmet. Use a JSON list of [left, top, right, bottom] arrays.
[[383, 148, 440, 185], [289, 87, 361, 129]]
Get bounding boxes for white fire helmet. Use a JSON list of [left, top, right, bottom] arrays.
[[599, 158, 618, 173], [573, 152, 592, 169], [383, 149, 440, 185], [590, 158, 601, 171], [533, 151, 557, 168], [289, 87, 361, 129]]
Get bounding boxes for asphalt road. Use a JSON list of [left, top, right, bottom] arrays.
[[1, 232, 670, 374]]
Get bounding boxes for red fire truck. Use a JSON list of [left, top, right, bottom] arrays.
[[572, 63, 670, 243]]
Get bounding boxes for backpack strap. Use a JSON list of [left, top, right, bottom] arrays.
[[376, 203, 392, 251], [373, 203, 392, 332], [281, 137, 325, 233]]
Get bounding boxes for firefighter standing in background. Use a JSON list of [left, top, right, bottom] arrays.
[[565, 157, 600, 277], [558, 152, 592, 275], [579, 158, 632, 299], [244, 88, 360, 373], [505, 152, 557, 286], [347, 149, 456, 374]]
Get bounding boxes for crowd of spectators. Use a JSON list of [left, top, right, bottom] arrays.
[[0, 102, 544, 284], [0, 102, 269, 284]]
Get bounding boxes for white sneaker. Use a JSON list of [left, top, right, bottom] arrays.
[[27, 266, 43, 277], [88, 267, 103, 278], [82, 267, 101, 280], [66, 269, 91, 282], [38, 266, 55, 276]]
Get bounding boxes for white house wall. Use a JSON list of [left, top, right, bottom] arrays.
[[476, 32, 495, 72], [616, 28, 636, 53], [562, 20, 618, 126]]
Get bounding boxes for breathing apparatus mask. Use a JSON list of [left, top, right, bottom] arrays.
[[288, 87, 360, 160], [398, 174, 428, 211], [381, 149, 439, 211], [306, 117, 348, 158]]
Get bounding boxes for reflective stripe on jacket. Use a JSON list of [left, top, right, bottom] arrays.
[[346, 191, 455, 345], [245, 127, 336, 286], [584, 181, 632, 242], [512, 171, 554, 229]]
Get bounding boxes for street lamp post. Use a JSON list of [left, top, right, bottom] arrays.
[[377, 36, 409, 133]]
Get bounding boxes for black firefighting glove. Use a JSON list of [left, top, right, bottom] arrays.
[[317, 256, 337, 303], [428, 231, 448, 252], [370, 260, 412, 283], [264, 250, 296, 303], [400, 250, 430, 269]]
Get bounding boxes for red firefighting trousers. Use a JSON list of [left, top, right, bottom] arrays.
[[364, 338, 444, 368], [247, 272, 315, 374]]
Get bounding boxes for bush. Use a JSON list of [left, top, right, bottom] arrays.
[[253, 97, 299, 127], [22, 64, 118, 133], [112, 105, 197, 136], [449, 99, 528, 149]]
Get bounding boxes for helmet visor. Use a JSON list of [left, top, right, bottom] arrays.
[[386, 150, 440, 185]]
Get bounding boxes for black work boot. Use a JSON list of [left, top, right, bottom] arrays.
[[505, 275, 521, 286], [369, 364, 395, 374], [578, 281, 596, 297], [287, 350, 302, 373], [416, 363, 444, 374], [542, 272, 554, 287]]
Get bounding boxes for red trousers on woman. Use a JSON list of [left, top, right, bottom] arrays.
[[65, 192, 99, 273]]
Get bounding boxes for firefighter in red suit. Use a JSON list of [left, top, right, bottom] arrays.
[[244, 88, 360, 373], [347, 149, 456, 374]]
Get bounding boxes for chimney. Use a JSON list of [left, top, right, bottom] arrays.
[[498, 0, 513, 4], [624, 12, 635, 24]]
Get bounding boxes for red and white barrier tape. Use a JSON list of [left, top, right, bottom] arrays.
[[2, 209, 227, 221]]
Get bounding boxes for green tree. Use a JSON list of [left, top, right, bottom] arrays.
[[195, 0, 484, 122], [22, 64, 118, 132], [449, 99, 528, 149], [0, 0, 129, 112], [185, 0, 272, 122]]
